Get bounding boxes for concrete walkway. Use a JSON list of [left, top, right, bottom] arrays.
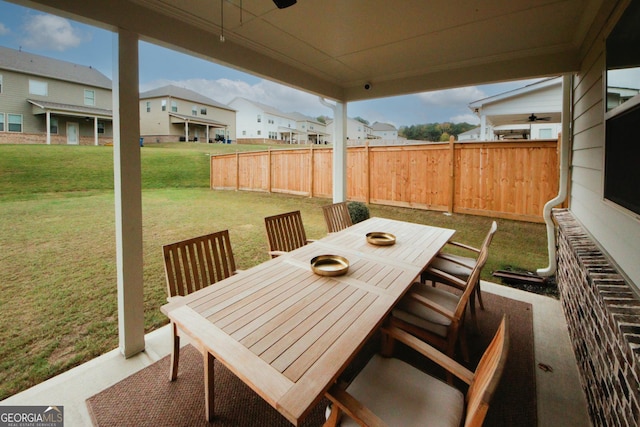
[[1, 281, 591, 426]]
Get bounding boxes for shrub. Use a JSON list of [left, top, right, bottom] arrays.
[[348, 201, 370, 224]]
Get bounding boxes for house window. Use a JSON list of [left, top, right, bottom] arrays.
[[604, 0, 640, 216], [146, 101, 151, 112], [0, 112, 4, 131], [161, 100, 167, 111], [29, 80, 48, 96], [192, 105, 198, 116], [242, 130, 246, 136], [7, 114, 22, 132], [257, 115, 262, 123], [97, 122, 105, 134], [201, 107, 207, 115], [257, 130, 261, 136], [50, 117, 58, 134], [171, 101, 178, 112], [84, 89, 95, 106], [0, 74, 3, 94], [539, 128, 552, 139], [268, 118, 274, 124]]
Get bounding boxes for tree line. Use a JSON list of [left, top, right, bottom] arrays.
[[399, 122, 477, 142]]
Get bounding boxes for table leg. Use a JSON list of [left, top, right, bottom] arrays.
[[204, 351, 215, 421]]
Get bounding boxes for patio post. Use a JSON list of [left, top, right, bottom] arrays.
[[332, 101, 347, 202], [112, 29, 145, 358]]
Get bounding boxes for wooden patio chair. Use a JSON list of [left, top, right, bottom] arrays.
[[383, 237, 490, 363], [162, 229, 238, 380], [322, 201, 353, 233], [422, 221, 498, 325], [264, 210, 313, 258], [325, 316, 509, 427]]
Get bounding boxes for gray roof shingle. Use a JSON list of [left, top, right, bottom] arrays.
[[140, 85, 234, 111], [0, 46, 111, 89]]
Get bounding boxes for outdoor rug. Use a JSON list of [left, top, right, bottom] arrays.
[[86, 291, 535, 426]]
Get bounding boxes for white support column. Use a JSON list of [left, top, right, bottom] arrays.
[[333, 101, 347, 202], [94, 116, 99, 146], [185, 122, 189, 141], [45, 111, 51, 145], [112, 29, 145, 358], [480, 113, 487, 141]]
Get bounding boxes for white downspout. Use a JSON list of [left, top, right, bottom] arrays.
[[537, 74, 572, 277]]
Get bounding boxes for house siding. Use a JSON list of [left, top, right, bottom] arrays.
[[1, 64, 113, 142], [557, 1, 640, 425], [140, 93, 236, 143], [571, 4, 640, 289]]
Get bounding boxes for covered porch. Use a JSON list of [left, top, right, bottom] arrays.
[[3, 0, 639, 425]]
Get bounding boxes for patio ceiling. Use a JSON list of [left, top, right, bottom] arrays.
[[10, 0, 608, 101]]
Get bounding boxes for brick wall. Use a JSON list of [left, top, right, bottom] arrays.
[[554, 209, 640, 426], [0, 133, 113, 146]]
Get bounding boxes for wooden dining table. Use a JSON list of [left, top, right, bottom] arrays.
[[161, 217, 455, 426]]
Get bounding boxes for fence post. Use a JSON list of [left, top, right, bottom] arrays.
[[235, 151, 240, 191], [309, 145, 314, 198], [268, 147, 272, 193], [366, 141, 371, 204], [448, 135, 455, 214]]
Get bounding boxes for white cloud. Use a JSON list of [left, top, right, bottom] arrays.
[[417, 86, 486, 106], [20, 14, 89, 51], [0, 23, 9, 35], [450, 113, 480, 125]]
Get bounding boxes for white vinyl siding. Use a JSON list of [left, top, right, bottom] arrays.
[[570, 2, 640, 288]]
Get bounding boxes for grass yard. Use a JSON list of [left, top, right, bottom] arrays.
[[0, 142, 553, 400]]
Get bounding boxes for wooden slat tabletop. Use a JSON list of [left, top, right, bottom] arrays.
[[162, 217, 454, 425]]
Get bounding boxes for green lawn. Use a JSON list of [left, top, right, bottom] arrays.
[[0, 142, 552, 400]]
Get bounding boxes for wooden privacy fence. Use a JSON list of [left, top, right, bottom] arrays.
[[210, 138, 560, 222]]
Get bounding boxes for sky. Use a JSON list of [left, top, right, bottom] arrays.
[[0, 0, 544, 128]]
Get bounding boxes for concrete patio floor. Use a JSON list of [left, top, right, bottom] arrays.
[[1, 281, 591, 427]]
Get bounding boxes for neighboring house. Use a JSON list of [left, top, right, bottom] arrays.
[[287, 112, 330, 144], [371, 122, 398, 139], [139, 85, 235, 143], [0, 46, 113, 145], [229, 97, 303, 144], [469, 77, 562, 141], [326, 117, 375, 143], [457, 126, 481, 141]]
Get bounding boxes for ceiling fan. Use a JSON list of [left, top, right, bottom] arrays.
[[525, 113, 551, 122]]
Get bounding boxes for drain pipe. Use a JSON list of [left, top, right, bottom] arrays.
[[537, 74, 572, 277]]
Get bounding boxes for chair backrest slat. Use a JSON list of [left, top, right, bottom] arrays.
[[322, 202, 353, 233], [453, 241, 490, 319], [162, 230, 236, 298], [464, 316, 509, 426], [265, 210, 308, 257]]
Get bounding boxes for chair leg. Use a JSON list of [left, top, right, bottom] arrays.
[[170, 322, 180, 381], [323, 403, 342, 427], [380, 329, 395, 357]]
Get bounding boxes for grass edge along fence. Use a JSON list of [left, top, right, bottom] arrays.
[[210, 138, 561, 223]]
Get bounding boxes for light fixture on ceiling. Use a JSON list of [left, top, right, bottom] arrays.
[[219, 0, 225, 42], [273, 0, 297, 9]]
